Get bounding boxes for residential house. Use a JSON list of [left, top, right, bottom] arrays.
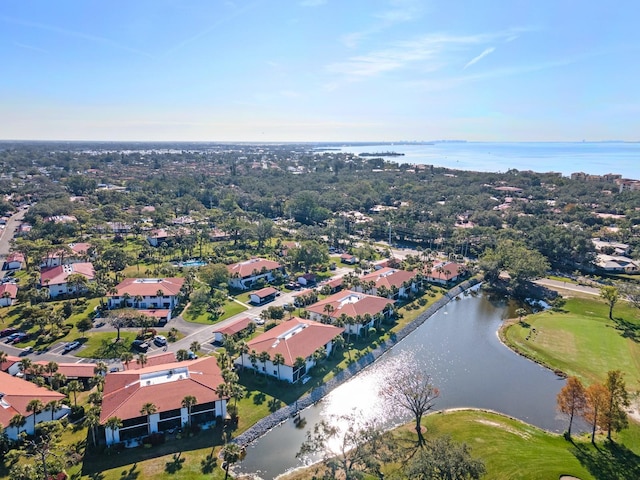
[[236, 317, 343, 383], [0, 354, 22, 375], [306, 290, 393, 336], [3, 252, 24, 270], [592, 238, 631, 256], [36, 361, 97, 388], [227, 258, 283, 290], [147, 229, 171, 247], [213, 317, 254, 343], [249, 287, 279, 305], [107, 278, 185, 321], [40, 262, 96, 298], [297, 273, 316, 287], [425, 262, 465, 285], [356, 267, 418, 299], [41, 242, 92, 268], [595, 254, 639, 273], [100, 356, 227, 445], [0, 283, 18, 307], [0, 371, 69, 441], [340, 253, 357, 264]]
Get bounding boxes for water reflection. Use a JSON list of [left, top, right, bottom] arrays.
[[236, 292, 569, 479]]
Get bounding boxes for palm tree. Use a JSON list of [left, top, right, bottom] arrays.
[[272, 353, 285, 380], [217, 352, 231, 372], [134, 294, 143, 308], [44, 361, 59, 384], [91, 374, 105, 392], [105, 416, 123, 442], [190, 341, 201, 354], [258, 351, 270, 377], [51, 372, 67, 390], [46, 399, 61, 421], [237, 341, 249, 369], [293, 356, 306, 383], [136, 353, 148, 368], [0, 350, 7, 365], [18, 357, 32, 376], [140, 402, 157, 436], [9, 414, 26, 437], [215, 383, 231, 403], [181, 395, 198, 428], [121, 292, 131, 308], [66, 273, 89, 302], [249, 350, 258, 374], [84, 408, 101, 447], [120, 351, 134, 370], [94, 361, 108, 376], [26, 399, 44, 432], [66, 380, 82, 407], [176, 349, 190, 361], [221, 443, 242, 480]]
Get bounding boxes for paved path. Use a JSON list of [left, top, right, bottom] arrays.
[[534, 278, 600, 296]]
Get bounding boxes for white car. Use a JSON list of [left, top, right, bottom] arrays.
[[153, 335, 167, 347]]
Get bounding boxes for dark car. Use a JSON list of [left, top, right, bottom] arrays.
[[0, 328, 18, 338], [9, 332, 28, 344], [131, 340, 149, 352]]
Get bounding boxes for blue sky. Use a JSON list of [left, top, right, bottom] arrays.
[[1, 0, 638, 142]]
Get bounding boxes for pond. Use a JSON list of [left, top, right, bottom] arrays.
[[235, 290, 571, 479]]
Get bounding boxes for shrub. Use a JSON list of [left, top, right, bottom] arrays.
[[69, 405, 85, 421]]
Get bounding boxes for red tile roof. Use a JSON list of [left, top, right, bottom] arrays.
[[252, 287, 278, 298], [247, 317, 343, 366], [110, 278, 185, 297], [35, 361, 96, 379], [5, 252, 24, 263], [227, 258, 282, 278], [360, 267, 416, 290], [307, 290, 391, 319], [138, 309, 171, 319], [427, 262, 464, 281], [0, 354, 21, 372], [0, 371, 65, 427], [100, 356, 225, 423], [0, 283, 18, 299], [40, 262, 95, 286], [126, 352, 177, 371], [213, 317, 253, 336]]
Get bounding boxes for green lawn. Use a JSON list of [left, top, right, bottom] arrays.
[[74, 331, 140, 359], [282, 409, 640, 480], [183, 299, 248, 325], [503, 296, 640, 390]]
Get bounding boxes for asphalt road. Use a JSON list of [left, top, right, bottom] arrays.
[[0, 207, 26, 262], [534, 278, 600, 296]]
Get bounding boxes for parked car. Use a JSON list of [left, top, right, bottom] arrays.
[[253, 317, 265, 326], [131, 340, 149, 352], [153, 335, 167, 347], [20, 346, 33, 356], [0, 328, 18, 337], [4, 332, 21, 343], [9, 332, 28, 344], [63, 341, 81, 353]]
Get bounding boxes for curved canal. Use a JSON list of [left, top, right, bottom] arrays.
[[235, 290, 570, 479]]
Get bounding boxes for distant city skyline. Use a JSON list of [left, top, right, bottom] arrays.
[[1, 1, 638, 142]]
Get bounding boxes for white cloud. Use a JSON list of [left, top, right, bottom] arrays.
[[329, 33, 504, 80], [463, 47, 496, 69], [341, 0, 424, 48]]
